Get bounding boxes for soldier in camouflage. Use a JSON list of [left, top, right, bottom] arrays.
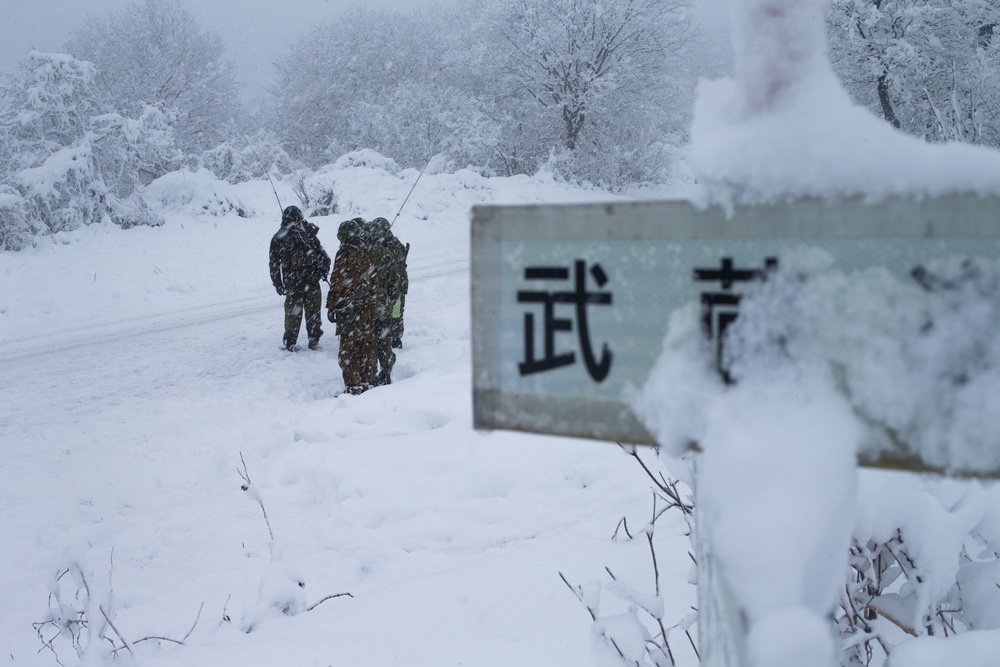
[[269, 205, 330, 351], [368, 218, 402, 386], [372, 217, 409, 349], [327, 218, 380, 394]]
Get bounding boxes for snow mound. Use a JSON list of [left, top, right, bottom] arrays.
[[331, 149, 399, 175], [143, 168, 254, 218]]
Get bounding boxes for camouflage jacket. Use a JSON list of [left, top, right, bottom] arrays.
[[370, 218, 409, 298], [327, 219, 380, 335], [269, 221, 330, 294]]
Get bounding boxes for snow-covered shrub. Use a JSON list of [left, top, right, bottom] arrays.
[[0, 186, 36, 251], [91, 105, 181, 197], [290, 167, 339, 217], [17, 140, 107, 234], [34, 549, 114, 665], [106, 193, 165, 230], [837, 476, 1000, 666], [581, 448, 1000, 667], [330, 149, 399, 174], [143, 168, 253, 218], [0, 53, 105, 235], [0, 51, 172, 243], [545, 139, 675, 193], [564, 447, 698, 667], [3, 52, 102, 151], [199, 132, 298, 184]]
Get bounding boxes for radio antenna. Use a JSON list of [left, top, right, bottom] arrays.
[[243, 135, 283, 211], [391, 157, 432, 227]]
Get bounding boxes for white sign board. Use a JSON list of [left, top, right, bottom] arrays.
[[471, 196, 1000, 467]]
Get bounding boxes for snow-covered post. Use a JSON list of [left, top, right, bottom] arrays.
[[729, 0, 830, 117], [695, 2, 852, 667]]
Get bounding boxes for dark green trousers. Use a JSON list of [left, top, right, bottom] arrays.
[[284, 282, 323, 348], [375, 315, 396, 385]]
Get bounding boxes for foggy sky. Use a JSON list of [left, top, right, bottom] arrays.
[[0, 0, 452, 99]]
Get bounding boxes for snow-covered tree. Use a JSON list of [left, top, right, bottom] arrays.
[[268, 0, 696, 186], [496, 0, 690, 152], [344, 81, 503, 172], [0, 51, 174, 247], [270, 7, 448, 167], [197, 130, 299, 184], [65, 0, 240, 153], [828, 0, 1000, 147]]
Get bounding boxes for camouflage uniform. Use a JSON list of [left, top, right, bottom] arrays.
[[269, 206, 330, 351], [327, 218, 379, 394], [368, 219, 401, 386], [372, 217, 409, 349]]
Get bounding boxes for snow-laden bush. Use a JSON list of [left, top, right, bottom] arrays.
[[91, 106, 181, 197], [290, 167, 339, 217], [198, 132, 298, 184], [0, 51, 173, 244], [106, 193, 165, 230], [330, 149, 400, 174], [837, 475, 1000, 666], [143, 168, 253, 218], [17, 140, 107, 234], [0, 186, 36, 251], [563, 447, 698, 667]]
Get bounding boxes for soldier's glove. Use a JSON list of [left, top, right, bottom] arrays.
[[276, 285, 286, 296], [327, 309, 336, 323]]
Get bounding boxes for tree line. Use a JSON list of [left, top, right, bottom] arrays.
[[1, 0, 998, 250]]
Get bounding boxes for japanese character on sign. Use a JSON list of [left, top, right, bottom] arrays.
[[693, 256, 778, 381], [516, 259, 613, 382]]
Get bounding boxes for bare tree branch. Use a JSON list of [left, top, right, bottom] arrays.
[[99, 605, 134, 657], [306, 592, 355, 612]]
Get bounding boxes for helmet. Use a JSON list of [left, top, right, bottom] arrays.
[[281, 205, 303, 225], [338, 218, 362, 244]]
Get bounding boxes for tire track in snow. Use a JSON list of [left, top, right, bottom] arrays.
[[0, 258, 469, 364]]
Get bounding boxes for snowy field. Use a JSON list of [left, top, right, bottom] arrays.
[[5, 154, 1000, 667], [0, 164, 700, 667], [7, 0, 1000, 660]]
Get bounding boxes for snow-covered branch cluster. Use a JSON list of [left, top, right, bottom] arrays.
[[33, 549, 202, 665], [562, 446, 698, 667], [0, 52, 176, 249], [828, 0, 1000, 148]]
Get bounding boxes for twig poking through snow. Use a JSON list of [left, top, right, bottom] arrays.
[[237, 451, 274, 542], [306, 592, 354, 612], [99, 605, 134, 657]]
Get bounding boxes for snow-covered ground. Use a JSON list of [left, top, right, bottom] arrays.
[[0, 164, 700, 667], [7, 0, 1000, 663]]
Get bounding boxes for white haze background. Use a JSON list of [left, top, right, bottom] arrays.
[[0, 0, 461, 100], [5, 0, 1000, 666]]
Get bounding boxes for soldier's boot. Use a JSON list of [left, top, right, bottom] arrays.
[[308, 338, 321, 350]]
